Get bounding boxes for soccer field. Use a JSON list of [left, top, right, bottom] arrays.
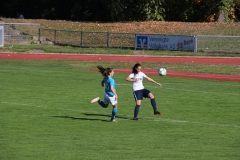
[[0, 60, 239, 160]]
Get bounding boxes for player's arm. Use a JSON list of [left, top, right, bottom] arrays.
[[126, 76, 138, 82], [101, 80, 104, 87], [110, 86, 118, 99], [145, 76, 162, 87]]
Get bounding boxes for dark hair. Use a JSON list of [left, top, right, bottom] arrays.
[[97, 65, 113, 78], [132, 63, 141, 75]]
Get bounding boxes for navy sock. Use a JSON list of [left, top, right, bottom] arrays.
[[98, 100, 107, 108], [111, 108, 118, 120], [151, 98, 157, 112], [134, 105, 140, 118]]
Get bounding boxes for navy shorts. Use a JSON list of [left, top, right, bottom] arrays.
[[133, 89, 150, 101]]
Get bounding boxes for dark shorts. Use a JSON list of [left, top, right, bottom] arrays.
[[133, 89, 150, 101]]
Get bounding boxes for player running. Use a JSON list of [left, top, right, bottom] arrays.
[[126, 63, 162, 120], [91, 65, 118, 122]]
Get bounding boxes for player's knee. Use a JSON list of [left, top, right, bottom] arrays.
[[149, 93, 154, 99], [137, 100, 141, 105]]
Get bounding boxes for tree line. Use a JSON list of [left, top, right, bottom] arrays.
[[1, 0, 240, 22]]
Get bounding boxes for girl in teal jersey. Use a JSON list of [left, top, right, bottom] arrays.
[[91, 66, 118, 122]]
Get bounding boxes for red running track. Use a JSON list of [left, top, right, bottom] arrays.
[[1, 53, 240, 65], [1, 52, 240, 82]]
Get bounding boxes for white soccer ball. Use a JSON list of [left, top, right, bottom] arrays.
[[158, 68, 167, 76]]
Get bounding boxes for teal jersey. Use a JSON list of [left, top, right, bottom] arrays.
[[102, 76, 116, 97]]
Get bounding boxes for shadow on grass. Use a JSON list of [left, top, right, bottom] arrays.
[[83, 113, 129, 120], [52, 115, 110, 122], [52, 113, 130, 122]]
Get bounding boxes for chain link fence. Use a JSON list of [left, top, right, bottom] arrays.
[[196, 35, 240, 53], [39, 28, 135, 49]]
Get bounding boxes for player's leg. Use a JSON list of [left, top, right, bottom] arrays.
[[91, 97, 100, 103], [111, 104, 118, 122], [132, 100, 141, 120], [91, 96, 108, 108], [145, 90, 162, 115], [132, 90, 142, 120], [109, 95, 118, 122]]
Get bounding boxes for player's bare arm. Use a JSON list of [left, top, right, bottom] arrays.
[[101, 81, 104, 87], [110, 86, 118, 100], [126, 76, 138, 82], [146, 76, 162, 87]]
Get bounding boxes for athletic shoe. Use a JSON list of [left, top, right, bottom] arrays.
[[131, 117, 138, 120], [111, 119, 117, 122], [91, 97, 100, 103], [154, 111, 162, 115]]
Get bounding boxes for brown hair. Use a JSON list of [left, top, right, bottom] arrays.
[[132, 63, 141, 75], [97, 65, 113, 78]]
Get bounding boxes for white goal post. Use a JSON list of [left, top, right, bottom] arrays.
[[0, 26, 4, 47]]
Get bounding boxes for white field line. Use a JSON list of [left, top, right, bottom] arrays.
[[1, 101, 240, 129]]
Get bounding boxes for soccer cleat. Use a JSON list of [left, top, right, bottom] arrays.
[[131, 117, 138, 120], [111, 119, 117, 122], [154, 111, 162, 115], [91, 97, 100, 103]]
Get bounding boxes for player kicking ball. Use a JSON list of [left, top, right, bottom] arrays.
[[91, 65, 118, 122], [126, 63, 162, 120]]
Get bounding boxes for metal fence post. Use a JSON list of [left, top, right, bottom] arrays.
[[194, 36, 197, 53], [8, 24, 10, 35], [134, 34, 136, 50], [38, 26, 40, 42], [107, 32, 109, 48], [80, 31, 83, 47], [54, 29, 56, 45]]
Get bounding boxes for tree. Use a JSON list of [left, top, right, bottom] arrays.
[[0, 0, 239, 22]]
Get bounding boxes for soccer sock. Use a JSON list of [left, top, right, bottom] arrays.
[[111, 108, 118, 120], [98, 100, 107, 108], [151, 98, 157, 112], [134, 105, 140, 118]]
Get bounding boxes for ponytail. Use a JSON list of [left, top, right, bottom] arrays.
[[97, 65, 113, 78]]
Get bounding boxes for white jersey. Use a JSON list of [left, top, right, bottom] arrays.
[[128, 72, 147, 91]]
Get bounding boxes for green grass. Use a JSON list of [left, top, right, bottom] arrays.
[[0, 60, 240, 160]]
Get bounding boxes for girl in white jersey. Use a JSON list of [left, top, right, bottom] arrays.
[[126, 63, 162, 120], [91, 65, 118, 122]]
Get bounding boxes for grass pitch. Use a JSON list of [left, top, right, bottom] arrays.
[[0, 60, 239, 160]]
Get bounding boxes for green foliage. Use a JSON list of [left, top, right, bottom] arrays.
[[144, 0, 165, 21], [30, 39, 37, 44], [0, 0, 240, 21], [108, 0, 165, 21], [219, 0, 235, 22], [235, 0, 240, 20]]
